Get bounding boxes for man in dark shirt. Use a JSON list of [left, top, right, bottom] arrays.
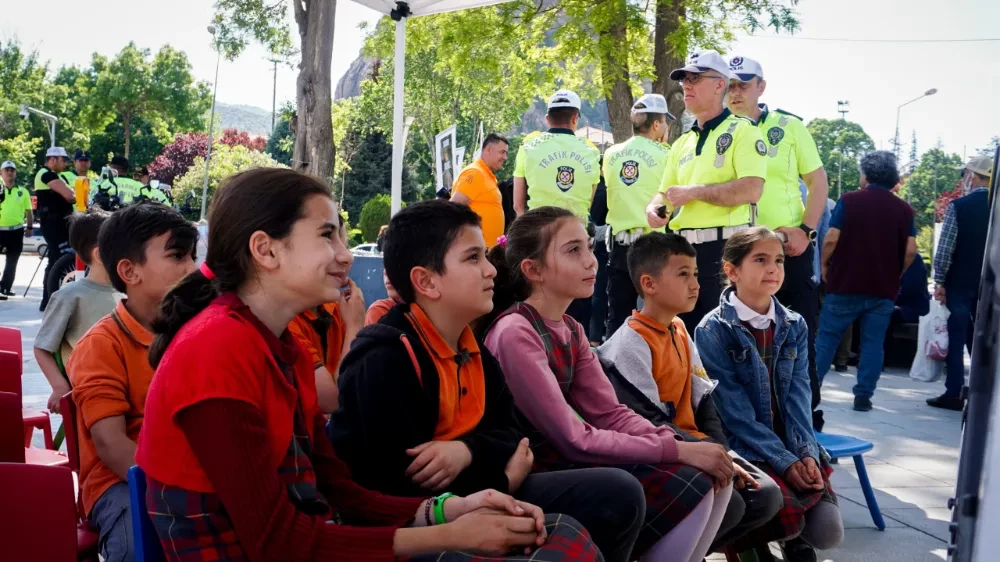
[[33, 146, 76, 311], [815, 151, 917, 412], [927, 155, 992, 411]]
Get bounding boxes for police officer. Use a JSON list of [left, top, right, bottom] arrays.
[[603, 94, 673, 334], [96, 155, 144, 208], [0, 161, 34, 300], [726, 55, 831, 431], [513, 89, 602, 220], [34, 147, 76, 311], [134, 166, 170, 204], [646, 50, 768, 334]]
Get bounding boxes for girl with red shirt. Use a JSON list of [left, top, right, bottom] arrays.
[[137, 168, 600, 562]]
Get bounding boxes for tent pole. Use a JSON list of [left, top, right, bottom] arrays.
[[390, 4, 409, 216]]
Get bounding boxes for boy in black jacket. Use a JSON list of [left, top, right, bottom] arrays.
[[329, 200, 646, 562]]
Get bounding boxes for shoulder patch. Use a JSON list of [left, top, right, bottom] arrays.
[[774, 109, 803, 121]]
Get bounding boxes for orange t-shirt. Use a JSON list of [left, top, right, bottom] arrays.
[[629, 311, 707, 440], [365, 297, 399, 326], [404, 304, 485, 441], [68, 300, 155, 515], [137, 293, 320, 493], [452, 158, 504, 247], [286, 303, 346, 375]]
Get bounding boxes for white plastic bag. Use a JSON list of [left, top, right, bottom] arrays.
[[925, 301, 950, 361], [910, 303, 947, 382]]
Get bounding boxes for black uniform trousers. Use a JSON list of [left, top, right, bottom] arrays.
[[39, 211, 72, 310], [606, 237, 640, 338], [775, 243, 821, 430], [0, 228, 24, 293], [679, 238, 727, 335]]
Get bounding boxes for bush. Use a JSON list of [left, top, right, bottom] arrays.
[[219, 129, 266, 152], [359, 194, 392, 242], [172, 144, 287, 216], [149, 132, 210, 186], [917, 225, 934, 266]]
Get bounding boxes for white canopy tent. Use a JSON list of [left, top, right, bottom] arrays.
[[352, 0, 515, 214]]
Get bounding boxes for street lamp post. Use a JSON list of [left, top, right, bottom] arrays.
[[837, 100, 850, 198], [894, 88, 938, 161], [200, 25, 222, 222], [268, 58, 280, 134], [19, 104, 58, 147]]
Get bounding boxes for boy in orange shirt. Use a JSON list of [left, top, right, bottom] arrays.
[[597, 232, 783, 550], [364, 270, 403, 326], [68, 202, 197, 562]]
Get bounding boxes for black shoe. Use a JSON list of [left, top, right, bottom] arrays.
[[927, 394, 964, 411], [0, 294, 6, 301], [781, 537, 818, 562], [834, 363, 849, 373], [0, 289, 14, 297], [854, 396, 873, 412]]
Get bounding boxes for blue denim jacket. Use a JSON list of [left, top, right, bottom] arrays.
[[694, 287, 820, 475]]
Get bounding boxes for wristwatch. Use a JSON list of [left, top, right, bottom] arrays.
[[798, 224, 818, 242]]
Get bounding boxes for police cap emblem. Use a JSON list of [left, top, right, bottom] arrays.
[[767, 127, 785, 146], [716, 133, 733, 155], [730, 56, 744, 68], [556, 166, 576, 192], [620, 160, 639, 186]]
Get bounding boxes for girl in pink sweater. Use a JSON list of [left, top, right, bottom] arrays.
[[482, 207, 734, 562]]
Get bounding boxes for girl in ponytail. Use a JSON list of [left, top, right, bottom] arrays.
[[483, 206, 735, 562], [136, 170, 601, 562]]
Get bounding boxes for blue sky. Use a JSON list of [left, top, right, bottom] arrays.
[[3, 0, 997, 160]]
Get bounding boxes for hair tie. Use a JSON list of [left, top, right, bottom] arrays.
[[199, 261, 216, 281], [496, 235, 508, 248]]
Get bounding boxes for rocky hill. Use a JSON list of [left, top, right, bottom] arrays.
[[214, 103, 274, 137]]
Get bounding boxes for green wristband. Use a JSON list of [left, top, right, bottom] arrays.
[[433, 492, 455, 525]]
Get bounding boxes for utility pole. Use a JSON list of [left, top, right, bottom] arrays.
[[268, 58, 280, 134], [836, 101, 850, 198]]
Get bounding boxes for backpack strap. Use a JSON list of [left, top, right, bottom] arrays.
[[494, 302, 578, 396], [399, 334, 422, 388]]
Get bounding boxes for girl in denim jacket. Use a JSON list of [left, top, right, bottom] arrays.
[[694, 227, 842, 562]]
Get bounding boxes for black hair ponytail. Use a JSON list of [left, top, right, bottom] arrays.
[[149, 270, 219, 367]]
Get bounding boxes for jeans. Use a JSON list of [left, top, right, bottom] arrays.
[[517, 468, 645, 562], [815, 293, 894, 399], [90, 482, 134, 562], [944, 289, 977, 398], [0, 228, 24, 293], [605, 238, 639, 338]]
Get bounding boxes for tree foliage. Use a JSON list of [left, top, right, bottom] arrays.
[[899, 148, 963, 230], [806, 118, 876, 198], [266, 118, 294, 166], [978, 136, 1000, 157], [336, 128, 419, 221], [172, 144, 286, 214], [359, 194, 392, 243], [219, 129, 267, 152], [149, 132, 211, 186]]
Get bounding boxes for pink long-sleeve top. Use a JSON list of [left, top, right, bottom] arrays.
[[485, 313, 681, 465]]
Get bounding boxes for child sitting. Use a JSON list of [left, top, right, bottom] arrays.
[[695, 227, 843, 562], [68, 202, 198, 562], [596, 232, 783, 551], [482, 206, 733, 562], [286, 228, 365, 413], [139, 170, 603, 561], [34, 208, 118, 414], [330, 200, 646, 562]]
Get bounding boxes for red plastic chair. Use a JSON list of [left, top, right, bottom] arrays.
[[0, 326, 22, 364], [58, 392, 100, 561], [0, 463, 78, 561], [0, 391, 67, 466], [0, 348, 54, 449]]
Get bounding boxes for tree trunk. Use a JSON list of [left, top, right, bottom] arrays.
[[123, 113, 132, 159], [653, 0, 687, 143], [599, 1, 634, 144], [293, 0, 337, 184]]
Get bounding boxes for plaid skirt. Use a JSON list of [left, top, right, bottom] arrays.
[[531, 441, 713, 556], [730, 460, 838, 550], [411, 514, 603, 562]]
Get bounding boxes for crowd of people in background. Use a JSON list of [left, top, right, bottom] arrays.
[[0, 47, 992, 562]]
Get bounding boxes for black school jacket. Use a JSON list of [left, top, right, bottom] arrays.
[[327, 303, 522, 497]]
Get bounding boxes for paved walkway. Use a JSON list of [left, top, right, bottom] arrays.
[[2, 254, 962, 561]]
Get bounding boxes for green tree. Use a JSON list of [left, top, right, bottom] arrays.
[[0, 134, 43, 188], [212, 0, 336, 181], [978, 136, 1000, 157], [359, 193, 392, 242], [265, 118, 294, 166], [806, 118, 876, 198], [172, 144, 286, 216], [900, 148, 963, 230], [89, 115, 170, 170], [84, 43, 211, 159], [908, 130, 918, 171], [337, 128, 419, 221]]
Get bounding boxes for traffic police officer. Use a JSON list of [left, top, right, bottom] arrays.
[[0, 161, 33, 300], [513, 88, 602, 332], [34, 146, 76, 311], [646, 50, 768, 333], [603, 93, 673, 334], [134, 166, 170, 204], [96, 155, 144, 207], [513, 89, 602, 220], [727, 55, 830, 431]]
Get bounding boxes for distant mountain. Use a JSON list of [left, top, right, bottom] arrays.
[[213, 103, 274, 137]]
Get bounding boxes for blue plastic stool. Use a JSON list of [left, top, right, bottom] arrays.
[[815, 431, 886, 530], [128, 465, 167, 562]]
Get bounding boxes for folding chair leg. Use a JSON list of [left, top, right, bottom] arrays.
[[853, 454, 886, 530], [42, 421, 54, 449]]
